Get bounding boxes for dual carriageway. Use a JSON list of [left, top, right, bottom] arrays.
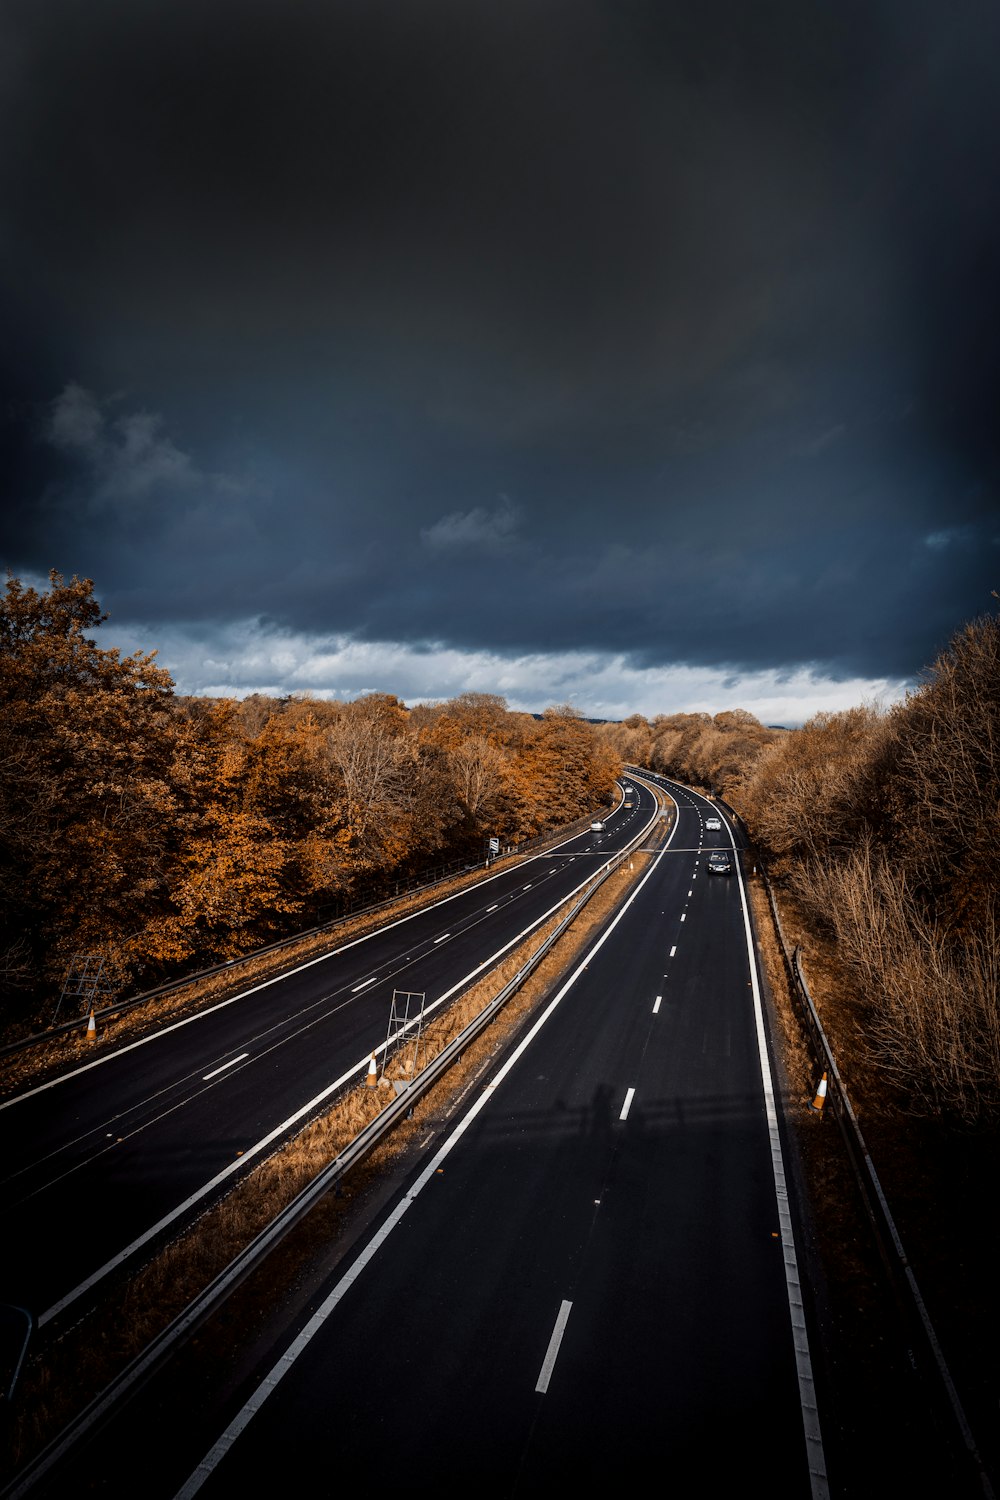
[[1, 775, 826, 1497]]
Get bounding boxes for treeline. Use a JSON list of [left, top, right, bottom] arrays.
[[0, 574, 620, 1024], [736, 614, 999, 1122], [596, 707, 784, 794]]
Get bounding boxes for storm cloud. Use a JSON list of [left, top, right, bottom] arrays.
[[2, 0, 997, 715]]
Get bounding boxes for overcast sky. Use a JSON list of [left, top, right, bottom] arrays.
[[3, 0, 997, 722]]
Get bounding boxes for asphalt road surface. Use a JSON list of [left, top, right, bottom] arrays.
[[0, 784, 659, 1325]]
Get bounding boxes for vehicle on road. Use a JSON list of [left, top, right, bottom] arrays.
[[705, 817, 722, 831], [590, 820, 606, 833], [707, 850, 732, 876]]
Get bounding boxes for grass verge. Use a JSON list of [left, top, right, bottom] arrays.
[[749, 874, 998, 1495]]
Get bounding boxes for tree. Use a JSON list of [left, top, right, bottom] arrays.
[[0, 572, 179, 1009]]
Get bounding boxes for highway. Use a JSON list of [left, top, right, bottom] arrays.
[[0, 782, 659, 1326], [68, 776, 823, 1499]]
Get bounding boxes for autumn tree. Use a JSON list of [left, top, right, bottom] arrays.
[[0, 572, 179, 1011]]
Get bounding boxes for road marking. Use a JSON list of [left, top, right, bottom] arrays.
[[487, 904, 498, 912], [680, 913, 686, 921], [351, 977, 378, 992], [619, 1087, 636, 1121], [433, 934, 450, 944], [523, 883, 532, 890], [730, 799, 829, 1495], [669, 945, 676, 957], [688, 890, 692, 897], [174, 807, 682, 1496], [535, 1300, 574, 1394], [202, 1054, 249, 1081], [653, 997, 661, 1014]]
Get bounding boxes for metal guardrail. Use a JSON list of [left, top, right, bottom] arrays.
[[757, 867, 995, 1500], [2, 800, 660, 1498]]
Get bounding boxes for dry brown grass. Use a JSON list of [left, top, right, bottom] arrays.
[[4, 813, 669, 1479], [750, 868, 1000, 1494]]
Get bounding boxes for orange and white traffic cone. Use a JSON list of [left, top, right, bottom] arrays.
[[365, 1052, 378, 1087], [809, 1071, 828, 1112], [86, 1008, 97, 1042]]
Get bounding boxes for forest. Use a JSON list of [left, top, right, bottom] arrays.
[[598, 608, 1000, 1122], [0, 573, 620, 1027]]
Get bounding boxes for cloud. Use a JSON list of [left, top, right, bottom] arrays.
[[420, 497, 520, 552], [47, 382, 103, 450], [923, 525, 976, 551], [2, 4, 997, 704], [42, 383, 257, 510], [95, 614, 912, 727]]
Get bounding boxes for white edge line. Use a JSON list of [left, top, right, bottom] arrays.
[[673, 777, 828, 1498], [535, 1300, 573, 1394], [174, 788, 679, 1497], [202, 1054, 249, 1082], [39, 800, 665, 1328]]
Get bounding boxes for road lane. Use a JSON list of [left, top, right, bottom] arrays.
[[0, 783, 661, 1322]]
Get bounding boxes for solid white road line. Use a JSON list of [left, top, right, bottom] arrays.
[[732, 839, 828, 1495], [535, 1301, 574, 1394], [202, 1054, 249, 1082], [619, 1087, 636, 1121]]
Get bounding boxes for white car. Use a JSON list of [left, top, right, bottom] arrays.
[[705, 817, 722, 831], [590, 820, 606, 833]]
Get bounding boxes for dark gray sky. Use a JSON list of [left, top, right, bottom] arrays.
[[3, 0, 997, 719]]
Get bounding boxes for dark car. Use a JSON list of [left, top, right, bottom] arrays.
[[706, 850, 732, 876]]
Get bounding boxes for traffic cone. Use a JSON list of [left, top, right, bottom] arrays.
[[809, 1071, 827, 1112], [366, 1052, 378, 1087], [86, 1008, 97, 1042]]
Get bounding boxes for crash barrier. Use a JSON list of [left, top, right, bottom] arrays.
[[757, 864, 994, 1499]]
